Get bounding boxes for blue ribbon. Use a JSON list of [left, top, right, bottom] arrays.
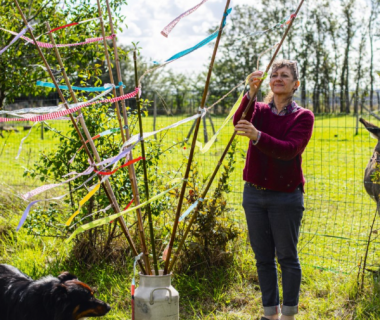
[[179, 198, 204, 222], [36, 81, 125, 92], [159, 8, 232, 64], [132, 252, 144, 286]]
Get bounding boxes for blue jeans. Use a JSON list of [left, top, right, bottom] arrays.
[[242, 182, 304, 317]]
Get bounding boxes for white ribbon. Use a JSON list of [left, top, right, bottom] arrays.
[[15, 122, 39, 160], [0, 84, 114, 116], [121, 113, 201, 149]]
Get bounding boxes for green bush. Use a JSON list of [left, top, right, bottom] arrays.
[[23, 100, 176, 265], [176, 140, 240, 273]]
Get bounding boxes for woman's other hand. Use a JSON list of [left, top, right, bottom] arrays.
[[235, 120, 259, 141], [248, 70, 264, 97]]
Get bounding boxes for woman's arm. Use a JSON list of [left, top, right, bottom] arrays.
[[256, 112, 314, 161]]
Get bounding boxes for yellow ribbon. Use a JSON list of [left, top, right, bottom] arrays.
[[65, 183, 101, 226], [196, 78, 248, 153], [65, 183, 181, 243]]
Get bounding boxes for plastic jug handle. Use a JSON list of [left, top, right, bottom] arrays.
[[149, 288, 172, 305]]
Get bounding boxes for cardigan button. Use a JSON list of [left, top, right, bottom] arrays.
[[287, 184, 290, 187]]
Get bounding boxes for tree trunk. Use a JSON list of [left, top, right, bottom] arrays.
[[0, 90, 4, 110]]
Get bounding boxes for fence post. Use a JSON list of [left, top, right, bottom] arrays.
[[40, 100, 44, 140], [153, 94, 157, 139], [356, 111, 359, 135], [202, 114, 208, 143]]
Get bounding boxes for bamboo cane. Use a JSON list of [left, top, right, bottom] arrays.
[[102, 0, 152, 274], [163, 0, 231, 275], [133, 51, 159, 275], [96, 0, 126, 144], [168, 0, 305, 273], [43, 21, 145, 273], [12, 0, 145, 274]]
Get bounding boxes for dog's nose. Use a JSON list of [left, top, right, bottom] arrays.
[[106, 304, 111, 312]]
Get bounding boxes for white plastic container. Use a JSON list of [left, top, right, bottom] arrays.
[[134, 270, 179, 320]]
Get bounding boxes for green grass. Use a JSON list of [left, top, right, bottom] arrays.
[[1, 112, 380, 319]]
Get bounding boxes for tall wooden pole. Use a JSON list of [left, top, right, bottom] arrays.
[[133, 51, 159, 275], [96, 0, 126, 144], [101, 0, 152, 274], [12, 0, 146, 274], [163, 0, 231, 275], [44, 21, 143, 269], [168, 0, 305, 273]]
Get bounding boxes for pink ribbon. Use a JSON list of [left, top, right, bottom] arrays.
[[22, 166, 94, 201], [0, 88, 139, 122], [0, 25, 30, 55], [161, 0, 209, 37]]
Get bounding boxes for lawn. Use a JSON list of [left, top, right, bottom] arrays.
[[1, 110, 380, 319]]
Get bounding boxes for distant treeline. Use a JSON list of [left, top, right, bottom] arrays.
[[121, 1, 380, 115], [5, 1, 380, 116]]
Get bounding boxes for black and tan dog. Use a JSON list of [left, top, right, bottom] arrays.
[[0, 264, 111, 320]]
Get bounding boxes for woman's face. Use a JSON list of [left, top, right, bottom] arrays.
[[269, 66, 299, 96]]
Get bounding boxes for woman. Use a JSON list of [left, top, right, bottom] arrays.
[[233, 60, 314, 320]]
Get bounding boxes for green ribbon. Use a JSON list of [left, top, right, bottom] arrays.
[[259, 72, 268, 80], [65, 183, 181, 243]]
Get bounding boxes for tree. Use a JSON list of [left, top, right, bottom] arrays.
[[0, 0, 127, 109], [295, 7, 314, 108], [207, 5, 266, 112], [339, 0, 357, 113], [368, 0, 380, 110], [326, 8, 341, 113], [354, 29, 367, 114]]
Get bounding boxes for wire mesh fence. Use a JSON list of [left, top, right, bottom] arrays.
[[1, 91, 380, 275]]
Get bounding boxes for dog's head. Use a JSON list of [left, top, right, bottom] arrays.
[[53, 273, 111, 320]]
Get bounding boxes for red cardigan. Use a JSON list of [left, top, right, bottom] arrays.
[[233, 94, 314, 192]]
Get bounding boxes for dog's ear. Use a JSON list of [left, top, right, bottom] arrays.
[[58, 271, 78, 283]]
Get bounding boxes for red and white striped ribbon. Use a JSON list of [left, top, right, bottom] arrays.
[[0, 88, 139, 122]]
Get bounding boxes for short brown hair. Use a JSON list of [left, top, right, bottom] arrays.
[[270, 59, 299, 80], [263, 59, 299, 104]]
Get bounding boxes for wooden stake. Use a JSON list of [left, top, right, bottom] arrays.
[[133, 51, 159, 275], [103, 0, 152, 274], [12, 0, 145, 274], [163, 0, 231, 275], [360, 206, 378, 292], [168, 0, 305, 273]]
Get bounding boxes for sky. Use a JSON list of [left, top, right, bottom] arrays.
[[118, 0, 253, 74]]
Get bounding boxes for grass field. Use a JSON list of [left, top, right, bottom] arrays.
[[1, 111, 380, 319]]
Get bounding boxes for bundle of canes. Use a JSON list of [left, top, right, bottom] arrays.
[[167, 0, 306, 274], [96, 0, 152, 275], [13, 0, 146, 274], [163, 0, 231, 275]]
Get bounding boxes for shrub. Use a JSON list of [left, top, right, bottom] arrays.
[[176, 140, 240, 273]]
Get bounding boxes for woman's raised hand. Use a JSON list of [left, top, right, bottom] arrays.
[[248, 70, 264, 96], [235, 120, 259, 141]]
